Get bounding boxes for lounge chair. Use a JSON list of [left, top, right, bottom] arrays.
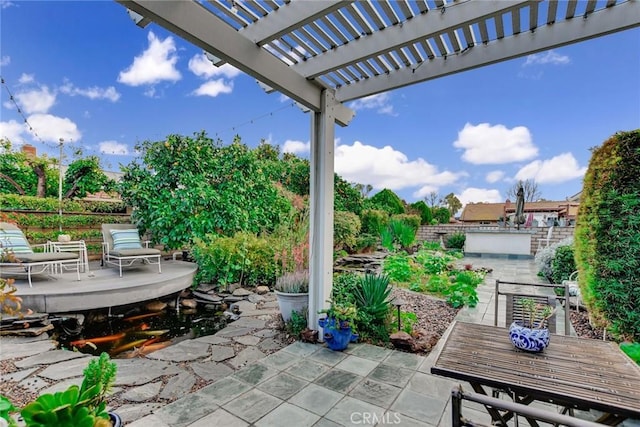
[[0, 222, 80, 287], [101, 224, 161, 277]]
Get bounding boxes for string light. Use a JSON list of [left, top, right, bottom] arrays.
[[213, 102, 297, 138]]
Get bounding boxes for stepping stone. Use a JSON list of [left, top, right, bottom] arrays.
[[121, 381, 162, 402], [257, 338, 283, 352], [114, 360, 184, 386], [114, 403, 163, 424], [191, 361, 233, 382], [234, 335, 261, 346], [125, 414, 170, 427], [209, 345, 235, 362], [39, 377, 82, 395], [253, 329, 277, 338], [15, 349, 89, 368], [229, 347, 266, 369], [38, 356, 98, 380], [194, 335, 230, 345], [192, 291, 222, 303], [231, 317, 266, 329], [146, 340, 210, 362], [0, 340, 56, 361], [1, 367, 38, 382], [216, 327, 255, 338], [159, 372, 196, 400], [19, 375, 49, 393], [248, 294, 264, 303], [233, 288, 253, 297], [224, 296, 243, 303]]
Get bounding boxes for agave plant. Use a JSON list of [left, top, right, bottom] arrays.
[[353, 273, 392, 322]]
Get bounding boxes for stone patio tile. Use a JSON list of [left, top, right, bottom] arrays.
[[289, 383, 344, 416], [258, 338, 284, 352], [234, 335, 261, 346], [155, 393, 219, 427], [383, 350, 423, 370], [37, 377, 81, 395], [159, 372, 197, 400], [313, 418, 342, 427], [308, 348, 347, 367], [391, 389, 447, 422], [314, 369, 363, 394], [286, 359, 330, 381], [197, 377, 252, 406], [146, 340, 210, 362], [232, 362, 279, 385], [255, 402, 320, 427], [120, 381, 162, 402], [126, 414, 170, 427], [222, 389, 283, 424], [348, 344, 392, 362], [261, 349, 300, 370], [193, 335, 230, 345], [229, 346, 266, 369], [208, 344, 235, 362], [115, 403, 163, 424], [0, 340, 57, 361], [191, 361, 233, 382], [37, 356, 98, 380], [186, 408, 249, 427], [113, 359, 184, 386], [325, 396, 385, 426], [257, 372, 309, 400], [407, 372, 455, 399], [15, 349, 89, 368], [1, 367, 38, 382], [368, 363, 414, 388], [253, 329, 278, 338], [348, 378, 402, 408], [282, 341, 321, 357], [216, 326, 256, 338], [385, 412, 432, 427], [231, 317, 267, 329], [335, 355, 378, 377]]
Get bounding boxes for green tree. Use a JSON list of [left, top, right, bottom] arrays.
[[0, 139, 58, 197], [442, 192, 462, 216], [63, 156, 114, 199], [119, 132, 291, 250], [408, 200, 432, 225], [433, 207, 451, 224], [574, 130, 640, 341]]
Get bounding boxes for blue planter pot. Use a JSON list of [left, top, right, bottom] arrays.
[[319, 317, 358, 351], [509, 321, 550, 352]]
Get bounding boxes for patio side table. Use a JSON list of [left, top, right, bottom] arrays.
[[49, 240, 89, 273]]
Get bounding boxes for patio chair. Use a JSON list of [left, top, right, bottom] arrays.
[[101, 224, 161, 277], [0, 222, 80, 287]]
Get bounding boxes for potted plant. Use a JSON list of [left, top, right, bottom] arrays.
[[274, 270, 309, 323], [318, 300, 359, 351], [0, 353, 121, 427], [508, 298, 555, 353]]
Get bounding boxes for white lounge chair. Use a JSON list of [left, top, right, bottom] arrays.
[[101, 224, 161, 277], [0, 222, 80, 287]]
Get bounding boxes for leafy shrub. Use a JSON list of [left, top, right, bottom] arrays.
[[445, 271, 482, 308], [354, 233, 378, 253], [390, 310, 418, 334], [333, 210, 361, 251], [367, 189, 405, 215], [191, 232, 276, 288], [332, 272, 361, 305], [534, 237, 573, 282], [286, 309, 308, 338], [382, 252, 414, 283], [551, 245, 576, 284], [620, 342, 640, 365], [360, 209, 389, 235], [575, 130, 640, 340], [390, 214, 420, 233], [408, 200, 432, 225], [446, 232, 466, 250]]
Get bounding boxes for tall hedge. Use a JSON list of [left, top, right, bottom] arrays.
[[574, 130, 640, 341], [367, 189, 405, 215]]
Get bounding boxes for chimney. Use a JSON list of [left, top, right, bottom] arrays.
[[22, 144, 36, 158]]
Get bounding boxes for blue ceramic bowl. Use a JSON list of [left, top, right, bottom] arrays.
[[509, 321, 550, 352]]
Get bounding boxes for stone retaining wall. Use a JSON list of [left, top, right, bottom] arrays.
[[417, 224, 575, 256]]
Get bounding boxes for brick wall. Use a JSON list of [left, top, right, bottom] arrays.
[[417, 224, 575, 256]]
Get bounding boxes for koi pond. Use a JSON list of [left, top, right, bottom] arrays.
[[51, 300, 229, 358]]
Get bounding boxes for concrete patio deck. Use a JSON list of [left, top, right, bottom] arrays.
[[125, 257, 635, 427]]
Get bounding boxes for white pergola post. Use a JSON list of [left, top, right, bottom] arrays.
[[308, 89, 337, 335]]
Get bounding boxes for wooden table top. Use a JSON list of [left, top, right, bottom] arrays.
[[432, 322, 640, 418]]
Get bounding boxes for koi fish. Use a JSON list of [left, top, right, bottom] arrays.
[[111, 338, 149, 355], [123, 312, 162, 322], [132, 329, 170, 337], [70, 332, 126, 348]]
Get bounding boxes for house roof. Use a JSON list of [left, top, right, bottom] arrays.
[[461, 201, 581, 221], [460, 203, 504, 222]]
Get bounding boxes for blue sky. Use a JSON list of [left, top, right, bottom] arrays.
[[1, 1, 638, 208]]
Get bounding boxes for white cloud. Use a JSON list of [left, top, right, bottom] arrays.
[[192, 79, 233, 97], [99, 140, 129, 155], [453, 122, 538, 165], [26, 114, 81, 142], [515, 152, 586, 184], [0, 1, 15, 9], [188, 53, 241, 79], [143, 87, 157, 98], [457, 188, 504, 206], [0, 56, 10, 67], [60, 81, 121, 102], [335, 140, 464, 191], [118, 31, 181, 86], [0, 120, 27, 143], [349, 93, 396, 116], [485, 170, 505, 183], [283, 139, 309, 154], [18, 73, 34, 84], [524, 50, 570, 66], [13, 85, 56, 114]]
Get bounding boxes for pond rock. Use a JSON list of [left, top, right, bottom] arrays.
[[145, 301, 167, 312], [180, 299, 197, 309]]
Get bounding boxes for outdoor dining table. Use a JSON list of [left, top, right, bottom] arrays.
[[431, 321, 640, 426]]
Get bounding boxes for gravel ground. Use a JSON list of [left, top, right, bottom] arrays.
[[390, 287, 460, 340]]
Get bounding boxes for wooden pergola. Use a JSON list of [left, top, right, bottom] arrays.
[[117, 0, 640, 330]]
